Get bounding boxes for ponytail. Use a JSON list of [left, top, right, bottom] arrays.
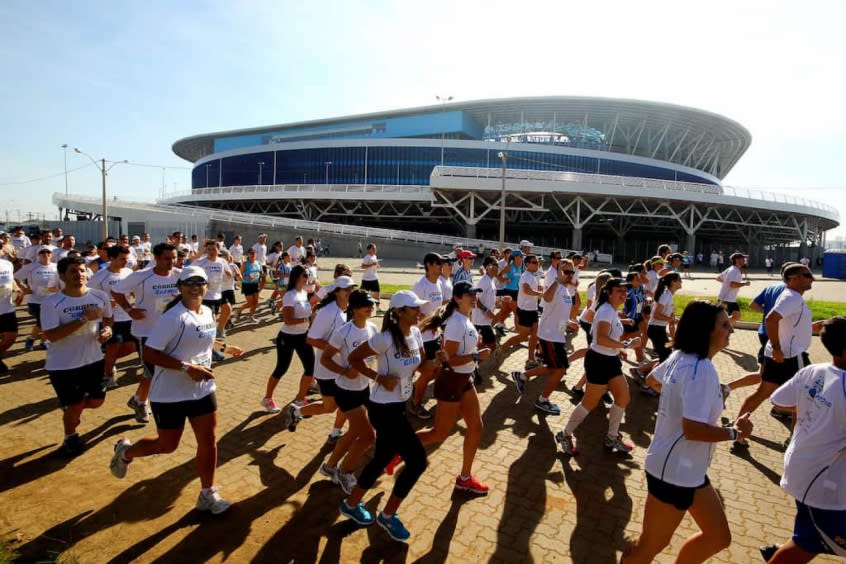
[[382, 307, 410, 356], [419, 300, 458, 334]]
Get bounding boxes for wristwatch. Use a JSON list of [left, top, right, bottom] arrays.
[[727, 427, 738, 441]]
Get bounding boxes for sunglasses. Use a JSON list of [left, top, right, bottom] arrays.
[[560, 270, 575, 275], [794, 272, 814, 279], [181, 280, 207, 287], [526, 260, 538, 264]]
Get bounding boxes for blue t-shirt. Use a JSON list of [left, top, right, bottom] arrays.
[[753, 283, 786, 335], [504, 263, 522, 291], [624, 285, 645, 320]]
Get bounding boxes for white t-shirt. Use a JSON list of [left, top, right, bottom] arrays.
[[648, 290, 674, 328], [543, 265, 558, 291], [221, 263, 237, 291], [471, 274, 497, 327], [537, 283, 576, 343], [645, 270, 659, 295], [146, 303, 217, 403], [644, 351, 724, 487], [717, 265, 743, 302], [41, 289, 112, 371], [771, 364, 846, 510], [590, 302, 624, 356], [330, 320, 378, 391], [228, 243, 244, 263], [287, 244, 305, 264], [361, 253, 379, 281], [251, 243, 267, 265], [304, 265, 319, 294], [368, 327, 424, 404], [443, 311, 478, 374], [15, 262, 59, 304], [88, 267, 134, 323], [113, 268, 181, 338], [281, 289, 311, 335], [517, 271, 540, 311], [412, 276, 446, 342], [441, 276, 453, 302], [10, 235, 30, 251], [578, 283, 597, 323], [308, 302, 347, 380], [266, 252, 281, 270], [764, 288, 812, 359], [494, 259, 506, 290], [192, 256, 229, 301], [0, 259, 16, 315]]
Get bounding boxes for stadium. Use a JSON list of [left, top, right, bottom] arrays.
[[62, 96, 840, 263]]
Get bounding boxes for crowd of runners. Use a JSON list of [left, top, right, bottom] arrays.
[[0, 225, 843, 562]]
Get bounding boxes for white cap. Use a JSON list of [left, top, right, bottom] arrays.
[[389, 290, 427, 309], [519, 239, 533, 248], [178, 266, 208, 282], [327, 275, 357, 292]]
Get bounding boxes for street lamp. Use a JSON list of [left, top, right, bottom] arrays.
[[436, 95, 453, 166], [74, 148, 127, 241], [324, 161, 332, 184], [257, 161, 265, 185], [61, 144, 69, 195], [498, 150, 507, 249]]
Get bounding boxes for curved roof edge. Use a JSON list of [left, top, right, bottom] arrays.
[[173, 96, 752, 178]]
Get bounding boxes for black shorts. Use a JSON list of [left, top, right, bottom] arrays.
[[360, 279, 380, 293], [475, 325, 496, 345], [0, 311, 18, 333], [27, 303, 42, 327], [316, 377, 339, 397], [584, 348, 623, 386], [242, 283, 260, 296], [202, 298, 222, 315], [423, 338, 441, 361], [501, 289, 518, 301], [756, 332, 768, 364], [433, 368, 474, 402], [792, 500, 846, 556], [516, 308, 539, 327], [106, 320, 138, 346], [221, 289, 236, 305], [539, 339, 569, 370], [721, 301, 740, 315], [151, 393, 217, 430], [647, 324, 671, 362], [762, 353, 811, 386], [48, 359, 107, 408], [334, 386, 370, 412], [646, 472, 710, 511], [623, 315, 643, 334]]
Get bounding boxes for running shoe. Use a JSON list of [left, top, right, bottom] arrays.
[[127, 396, 149, 424], [293, 398, 310, 408], [104, 368, 118, 390], [327, 429, 343, 445], [377, 512, 410, 542], [385, 454, 402, 476], [195, 487, 231, 515], [281, 404, 302, 431], [555, 431, 578, 456], [339, 500, 374, 526], [628, 367, 644, 381], [759, 544, 779, 561], [212, 349, 225, 362], [454, 475, 489, 495], [337, 471, 357, 495], [0, 359, 9, 375], [319, 463, 339, 484], [495, 325, 506, 338], [110, 438, 132, 479], [601, 391, 614, 408], [39, 342, 50, 350], [570, 386, 585, 399], [216, 328, 227, 340], [407, 402, 432, 420], [260, 397, 282, 414], [534, 397, 561, 415], [510, 371, 526, 395], [59, 434, 85, 457], [604, 434, 633, 453], [24, 337, 34, 352]]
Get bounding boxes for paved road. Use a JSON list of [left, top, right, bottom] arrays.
[[0, 284, 840, 563]]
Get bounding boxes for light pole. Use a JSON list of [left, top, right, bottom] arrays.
[[436, 95, 453, 166], [74, 148, 127, 241], [257, 161, 265, 185], [61, 144, 69, 195], [324, 161, 332, 184], [498, 150, 507, 249]]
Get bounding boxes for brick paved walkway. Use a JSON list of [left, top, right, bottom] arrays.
[[0, 290, 839, 563]]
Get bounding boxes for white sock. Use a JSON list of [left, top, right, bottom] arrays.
[[564, 404, 590, 436], [608, 405, 625, 438], [330, 427, 342, 435]]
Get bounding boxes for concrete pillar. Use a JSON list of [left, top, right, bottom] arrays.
[[685, 232, 696, 255], [571, 228, 582, 251], [465, 222, 477, 239]]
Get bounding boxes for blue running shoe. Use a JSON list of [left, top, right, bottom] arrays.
[[377, 512, 410, 542], [212, 349, 225, 362], [510, 371, 526, 395], [24, 338, 34, 352], [339, 500, 373, 526]]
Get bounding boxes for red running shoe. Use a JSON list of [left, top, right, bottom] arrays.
[[385, 454, 402, 476]]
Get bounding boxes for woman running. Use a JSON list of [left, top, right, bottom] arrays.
[[109, 266, 244, 514], [631, 272, 682, 386], [416, 281, 491, 494], [260, 265, 313, 414], [623, 301, 751, 563], [569, 272, 612, 398], [319, 289, 379, 495], [556, 278, 640, 455], [339, 291, 427, 542], [236, 248, 263, 323]]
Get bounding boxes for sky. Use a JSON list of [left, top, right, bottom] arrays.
[[1, 0, 844, 236]]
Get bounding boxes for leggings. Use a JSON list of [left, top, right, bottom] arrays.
[[271, 331, 315, 378], [647, 324, 671, 362], [358, 400, 427, 499]]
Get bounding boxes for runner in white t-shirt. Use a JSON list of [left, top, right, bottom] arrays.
[[626, 301, 752, 563], [716, 252, 750, 325], [501, 254, 543, 366], [0, 257, 21, 374], [471, 257, 500, 358], [319, 289, 379, 495], [340, 291, 427, 541], [360, 243, 381, 308], [192, 241, 233, 342], [14, 246, 59, 350], [287, 236, 305, 265], [41, 256, 114, 457], [765, 317, 846, 560], [112, 243, 181, 424], [409, 252, 448, 419], [228, 236, 244, 267], [251, 233, 268, 273], [108, 265, 243, 516]]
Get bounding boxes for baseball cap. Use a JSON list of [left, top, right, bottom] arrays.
[[423, 252, 446, 265], [453, 281, 482, 297], [37, 245, 53, 254], [457, 250, 476, 260], [327, 275, 357, 291], [349, 289, 378, 309], [389, 290, 427, 309], [650, 256, 666, 266], [131, 235, 140, 241], [519, 239, 533, 248], [178, 266, 208, 282], [511, 249, 524, 257], [604, 278, 632, 291], [730, 252, 747, 262]]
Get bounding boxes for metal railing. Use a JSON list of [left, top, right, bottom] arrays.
[[159, 184, 433, 202]]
